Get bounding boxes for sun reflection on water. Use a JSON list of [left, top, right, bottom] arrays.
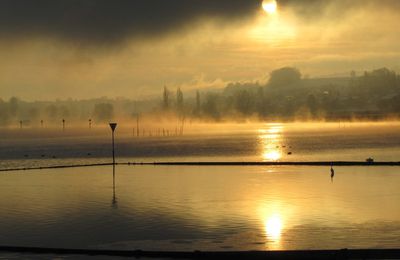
[[265, 214, 283, 241], [267, 126, 282, 134], [258, 203, 286, 250], [259, 124, 284, 161], [263, 150, 281, 161], [264, 214, 283, 250]]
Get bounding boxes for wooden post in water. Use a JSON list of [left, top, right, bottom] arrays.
[[40, 120, 44, 128], [89, 119, 92, 129], [62, 119, 65, 131], [19, 120, 22, 129]]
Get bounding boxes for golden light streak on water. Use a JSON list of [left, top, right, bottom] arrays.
[[265, 214, 283, 240], [263, 150, 281, 161], [259, 124, 283, 161], [258, 202, 286, 250]]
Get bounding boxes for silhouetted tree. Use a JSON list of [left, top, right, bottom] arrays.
[[268, 67, 301, 88], [93, 103, 114, 122], [8, 97, 19, 117], [163, 86, 170, 109], [45, 104, 58, 121], [307, 94, 318, 117], [176, 87, 183, 111], [234, 90, 253, 115], [59, 106, 70, 119], [0, 98, 10, 126], [203, 93, 220, 119], [196, 90, 201, 112], [28, 107, 39, 122], [255, 87, 267, 118]]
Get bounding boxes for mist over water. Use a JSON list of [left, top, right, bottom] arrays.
[[1, 122, 400, 170]]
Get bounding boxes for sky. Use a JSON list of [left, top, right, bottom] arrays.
[[0, 0, 400, 100]]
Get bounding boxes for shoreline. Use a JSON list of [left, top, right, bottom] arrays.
[[1, 246, 400, 259], [1, 161, 400, 172]]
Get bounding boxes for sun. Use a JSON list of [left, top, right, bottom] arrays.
[[262, 0, 277, 14]]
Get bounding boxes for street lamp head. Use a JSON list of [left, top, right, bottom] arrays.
[[109, 123, 117, 132]]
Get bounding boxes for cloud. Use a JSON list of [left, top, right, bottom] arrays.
[[278, 0, 400, 20], [0, 0, 261, 46], [1, 0, 400, 101]]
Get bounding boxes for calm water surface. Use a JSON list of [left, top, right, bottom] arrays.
[[1, 122, 400, 169], [0, 123, 399, 251], [0, 165, 399, 251]]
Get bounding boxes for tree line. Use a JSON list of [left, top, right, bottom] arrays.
[[160, 67, 400, 121], [1, 66, 400, 127]]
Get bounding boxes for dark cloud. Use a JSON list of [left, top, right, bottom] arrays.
[[2, 0, 397, 46], [0, 0, 261, 45], [278, 0, 400, 20]]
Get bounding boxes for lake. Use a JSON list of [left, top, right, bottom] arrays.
[[0, 122, 399, 252]]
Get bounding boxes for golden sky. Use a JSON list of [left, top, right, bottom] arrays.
[[0, 0, 399, 100]]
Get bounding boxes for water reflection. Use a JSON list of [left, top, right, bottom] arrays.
[[259, 124, 283, 161], [265, 214, 283, 241], [1, 165, 400, 250], [259, 202, 286, 250], [111, 164, 118, 208], [263, 150, 281, 161]]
